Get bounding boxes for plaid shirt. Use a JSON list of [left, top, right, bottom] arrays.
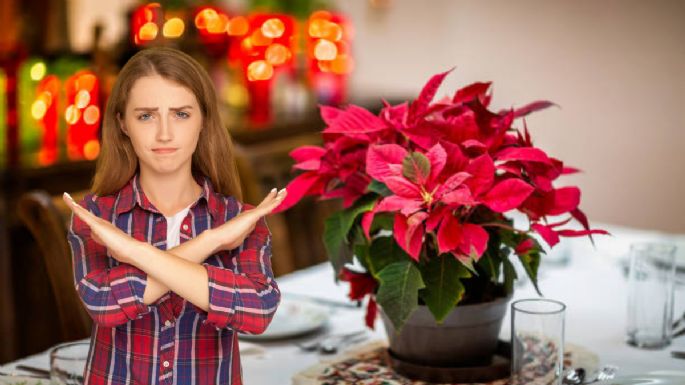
[[67, 173, 280, 385]]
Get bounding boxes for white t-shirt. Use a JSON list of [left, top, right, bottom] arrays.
[[165, 203, 193, 249]]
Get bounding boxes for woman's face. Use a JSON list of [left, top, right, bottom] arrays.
[[120, 75, 202, 177]]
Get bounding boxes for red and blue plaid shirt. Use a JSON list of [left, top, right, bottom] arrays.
[[67, 173, 281, 385]]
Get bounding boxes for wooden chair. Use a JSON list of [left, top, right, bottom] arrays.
[[16, 190, 92, 342], [233, 132, 341, 276]]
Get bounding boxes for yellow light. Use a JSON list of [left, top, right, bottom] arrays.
[[261, 18, 285, 38], [38, 91, 53, 107], [30, 62, 46, 81], [65, 105, 80, 125], [75, 90, 91, 109], [75, 74, 96, 91], [163, 18, 185, 38], [224, 83, 248, 107], [84, 140, 101, 160], [308, 18, 327, 37], [139, 22, 158, 41], [247, 60, 273, 81], [83, 105, 100, 125], [317, 60, 332, 73], [250, 29, 272, 46], [321, 22, 342, 41], [314, 39, 337, 60], [310, 10, 332, 21], [331, 54, 354, 74], [195, 8, 218, 30], [207, 13, 228, 34], [31, 100, 47, 120], [227, 16, 249, 36], [265, 43, 291, 66], [241, 37, 256, 55]]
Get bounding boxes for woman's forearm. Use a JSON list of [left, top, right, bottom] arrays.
[[134, 241, 211, 311], [141, 229, 219, 305]]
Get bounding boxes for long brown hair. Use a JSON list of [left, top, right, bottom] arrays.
[[92, 47, 242, 201]]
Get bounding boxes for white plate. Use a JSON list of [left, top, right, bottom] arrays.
[[238, 299, 329, 341], [596, 371, 685, 385]]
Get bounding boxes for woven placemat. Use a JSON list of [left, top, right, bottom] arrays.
[[292, 339, 598, 385]]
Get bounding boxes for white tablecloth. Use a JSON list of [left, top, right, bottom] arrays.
[[2, 222, 684, 384]]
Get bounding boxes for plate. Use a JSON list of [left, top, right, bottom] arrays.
[[596, 371, 685, 385], [238, 299, 329, 341]]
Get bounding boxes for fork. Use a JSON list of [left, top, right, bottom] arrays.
[[296, 330, 364, 352], [588, 365, 618, 383]]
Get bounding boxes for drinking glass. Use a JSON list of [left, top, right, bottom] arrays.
[[626, 242, 677, 349], [50, 341, 89, 385], [510, 298, 566, 385]]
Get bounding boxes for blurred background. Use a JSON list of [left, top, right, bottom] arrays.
[[0, 0, 683, 364]]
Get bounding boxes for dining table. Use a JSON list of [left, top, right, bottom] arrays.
[[1, 221, 684, 384]]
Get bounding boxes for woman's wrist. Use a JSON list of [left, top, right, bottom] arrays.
[[200, 227, 222, 255]]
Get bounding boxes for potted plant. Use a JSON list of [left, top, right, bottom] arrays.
[[273, 69, 605, 369]]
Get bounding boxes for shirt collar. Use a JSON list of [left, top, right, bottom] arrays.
[[115, 173, 223, 220]]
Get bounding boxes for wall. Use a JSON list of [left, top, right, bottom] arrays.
[[336, 0, 685, 233]]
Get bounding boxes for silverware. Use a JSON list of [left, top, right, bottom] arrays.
[[563, 365, 618, 384], [673, 311, 685, 330], [296, 330, 365, 352], [319, 333, 368, 354], [673, 327, 685, 339], [284, 293, 361, 309], [0, 369, 49, 379], [563, 368, 586, 384], [594, 365, 618, 382], [16, 364, 85, 383]]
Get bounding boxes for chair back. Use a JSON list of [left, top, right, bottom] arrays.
[[17, 190, 92, 341]]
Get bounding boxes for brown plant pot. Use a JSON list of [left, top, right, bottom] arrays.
[[380, 295, 511, 369]]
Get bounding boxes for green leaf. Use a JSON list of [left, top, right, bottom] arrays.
[[477, 251, 500, 283], [518, 242, 543, 296], [368, 236, 410, 278], [376, 261, 425, 332], [322, 195, 378, 279], [323, 211, 354, 278], [420, 254, 471, 323], [402, 152, 431, 184], [502, 257, 518, 295], [369, 212, 394, 234], [353, 242, 371, 272], [367, 180, 393, 197]]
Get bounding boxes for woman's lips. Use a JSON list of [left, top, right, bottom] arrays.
[[152, 148, 178, 154]]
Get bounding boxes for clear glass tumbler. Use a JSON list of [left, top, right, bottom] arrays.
[[50, 341, 89, 385], [626, 242, 677, 349], [510, 298, 566, 385]]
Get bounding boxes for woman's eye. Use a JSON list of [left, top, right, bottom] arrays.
[[137, 113, 152, 121], [176, 111, 190, 119]]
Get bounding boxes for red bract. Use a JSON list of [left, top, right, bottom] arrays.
[[274, 69, 606, 321]]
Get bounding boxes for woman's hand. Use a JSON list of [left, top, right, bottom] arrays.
[[63, 193, 141, 265], [210, 188, 287, 252]]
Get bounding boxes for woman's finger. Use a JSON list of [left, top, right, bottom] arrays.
[[63, 193, 99, 227], [261, 189, 286, 210]]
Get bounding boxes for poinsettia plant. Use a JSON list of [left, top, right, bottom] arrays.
[[273, 69, 606, 331]]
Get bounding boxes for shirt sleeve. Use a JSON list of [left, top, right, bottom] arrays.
[[67, 195, 153, 328], [196, 205, 281, 334]]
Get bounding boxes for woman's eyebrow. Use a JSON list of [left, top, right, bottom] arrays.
[[132, 105, 194, 112], [170, 105, 193, 111]]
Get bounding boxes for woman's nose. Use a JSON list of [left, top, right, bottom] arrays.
[[156, 116, 173, 142]]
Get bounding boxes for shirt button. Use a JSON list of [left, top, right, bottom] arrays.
[[165, 320, 172, 327], [182, 224, 189, 231], [163, 361, 170, 368]]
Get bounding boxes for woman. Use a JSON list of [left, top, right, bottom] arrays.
[[64, 47, 285, 385]]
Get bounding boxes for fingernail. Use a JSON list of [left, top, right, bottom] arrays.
[[271, 188, 277, 194], [64, 192, 73, 201], [278, 189, 286, 195]]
